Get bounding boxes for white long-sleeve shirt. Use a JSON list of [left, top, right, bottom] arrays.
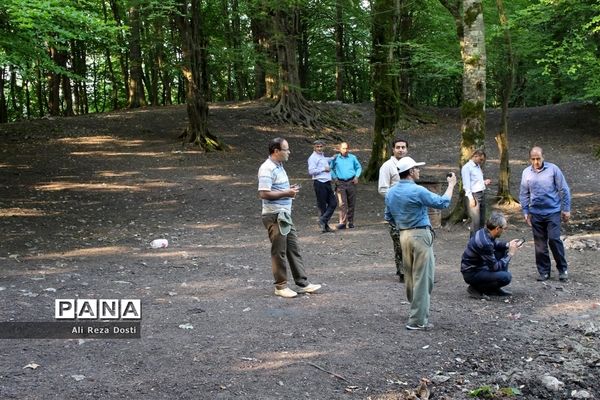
[[378, 156, 401, 197], [461, 159, 486, 200]]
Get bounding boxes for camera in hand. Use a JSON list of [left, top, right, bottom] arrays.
[[446, 172, 453, 178]]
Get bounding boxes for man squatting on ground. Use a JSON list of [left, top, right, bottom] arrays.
[[258, 137, 322, 298], [461, 211, 521, 299], [378, 137, 409, 282], [330, 142, 362, 229], [307, 139, 337, 233], [461, 149, 491, 237], [385, 157, 457, 331], [519, 146, 571, 282]]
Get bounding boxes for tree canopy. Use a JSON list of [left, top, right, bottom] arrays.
[[0, 0, 598, 124]]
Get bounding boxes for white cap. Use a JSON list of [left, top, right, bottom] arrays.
[[397, 156, 426, 173]]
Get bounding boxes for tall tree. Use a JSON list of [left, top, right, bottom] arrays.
[[460, 0, 486, 157], [439, 0, 488, 223], [364, 0, 402, 181], [268, 3, 319, 127], [494, 0, 517, 205], [334, 0, 345, 102], [175, 0, 226, 150], [127, 3, 146, 108]]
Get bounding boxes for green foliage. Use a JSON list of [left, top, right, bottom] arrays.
[[469, 385, 522, 398], [510, 0, 600, 104], [1, 0, 599, 123]]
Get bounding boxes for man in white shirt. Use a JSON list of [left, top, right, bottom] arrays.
[[461, 150, 491, 237], [378, 137, 409, 282], [307, 140, 337, 232]]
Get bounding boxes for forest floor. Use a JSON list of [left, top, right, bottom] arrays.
[[0, 100, 599, 399]]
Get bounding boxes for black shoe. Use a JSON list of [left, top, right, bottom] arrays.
[[487, 288, 512, 297], [336, 224, 346, 230], [467, 285, 489, 300], [319, 221, 326, 233], [348, 223, 355, 229], [324, 224, 334, 233], [398, 273, 405, 283], [537, 273, 550, 281]]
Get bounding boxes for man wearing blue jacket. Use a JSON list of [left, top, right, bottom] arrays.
[[330, 142, 362, 229], [519, 146, 571, 282]]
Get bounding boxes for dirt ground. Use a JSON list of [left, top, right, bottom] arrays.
[[1, 101, 599, 399]]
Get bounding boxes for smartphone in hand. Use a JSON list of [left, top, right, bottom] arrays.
[[516, 238, 526, 248]]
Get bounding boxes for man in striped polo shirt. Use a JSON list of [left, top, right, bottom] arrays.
[[258, 137, 322, 298]]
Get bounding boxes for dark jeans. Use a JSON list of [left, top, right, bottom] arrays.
[[313, 180, 337, 224], [462, 248, 512, 293], [530, 212, 568, 275], [466, 191, 485, 237], [262, 213, 309, 290]]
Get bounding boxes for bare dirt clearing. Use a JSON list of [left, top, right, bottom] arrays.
[[0, 101, 599, 399]]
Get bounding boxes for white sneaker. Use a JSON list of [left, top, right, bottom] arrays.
[[298, 283, 321, 293], [274, 287, 298, 298]]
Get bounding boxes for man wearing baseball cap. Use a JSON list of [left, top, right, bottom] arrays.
[[385, 157, 457, 330]]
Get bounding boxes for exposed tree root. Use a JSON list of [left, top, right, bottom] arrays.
[[269, 93, 319, 129]]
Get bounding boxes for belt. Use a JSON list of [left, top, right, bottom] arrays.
[[338, 176, 355, 182], [399, 225, 430, 231]]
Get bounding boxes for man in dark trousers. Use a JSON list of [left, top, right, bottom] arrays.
[[519, 146, 571, 282], [330, 141, 362, 229], [461, 211, 522, 299], [307, 139, 336, 233]]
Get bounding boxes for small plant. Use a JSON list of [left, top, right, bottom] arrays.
[[469, 385, 495, 398], [469, 385, 522, 398]]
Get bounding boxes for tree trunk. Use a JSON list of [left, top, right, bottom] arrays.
[[445, 0, 487, 223], [71, 40, 88, 114], [127, 5, 146, 108], [36, 63, 45, 117], [0, 68, 7, 123], [230, 0, 247, 100], [364, 0, 404, 181], [297, 11, 310, 95], [110, 0, 129, 107], [494, 0, 517, 205], [47, 47, 61, 116], [269, 5, 319, 128], [250, 15, 268, 99], [10, 71, 20, 120], [175, 0, 227, 151], [460, 0, 486, 155], [335, 0, 345, 102]]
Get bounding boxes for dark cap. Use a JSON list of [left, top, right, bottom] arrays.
[[313, 139, 325, 145]]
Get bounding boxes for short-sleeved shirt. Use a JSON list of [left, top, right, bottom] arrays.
[[258, 157, 292, 215]]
